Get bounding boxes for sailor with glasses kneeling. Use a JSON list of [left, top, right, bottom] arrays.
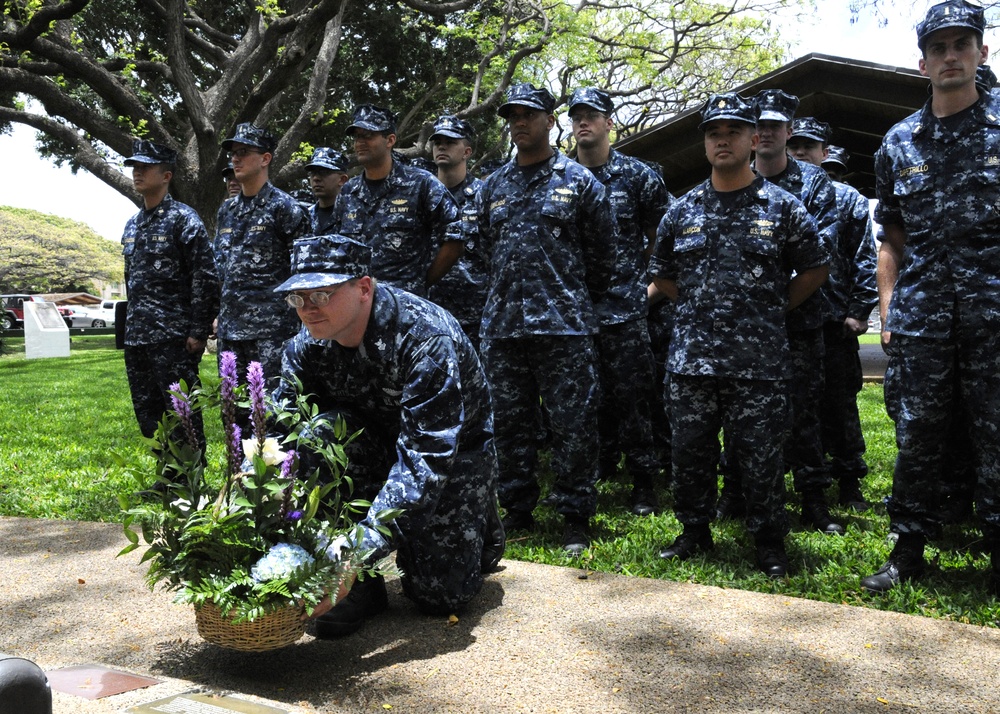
[[272, 233, 505, 637]]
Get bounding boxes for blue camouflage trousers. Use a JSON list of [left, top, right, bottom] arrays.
[[784, 327, 831, 492], [820, 323, 868, 481], [884, 332, 1000, 540], [298, 409, 491, 614], [669, 373, 790, 537], [482, 335, 601, 518], [647, 304, 673, 472], [596, 318, 660, 486], [124, 339, 205, 451]]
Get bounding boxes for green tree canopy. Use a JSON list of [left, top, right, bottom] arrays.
[[0, 206, 124, 293], [1, 0, 801, 226]]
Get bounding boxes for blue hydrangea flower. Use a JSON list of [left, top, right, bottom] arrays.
[[251, 543, 315, 582]]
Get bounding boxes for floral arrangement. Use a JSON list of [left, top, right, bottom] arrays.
[[120, 352, 398, 625]]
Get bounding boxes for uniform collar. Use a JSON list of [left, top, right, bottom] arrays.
[[914, 90, 1000, 135]]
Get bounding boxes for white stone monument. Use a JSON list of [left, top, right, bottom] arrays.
[[24, 301, 70, 359]]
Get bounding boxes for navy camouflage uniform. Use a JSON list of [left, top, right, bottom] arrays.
[[875, 87, 1000, 542], [820, 178, 878, 489], [215, 179, 308, 383], [762, 155, 838, 494], [651, 174, 828, 537], [477, 150, 615, 519], [428, 174, 489, 352], [120, 141, 219, 451], [586, 148, 671, 487], [273, 273, 499, 614], [331, 107, 462, 299]]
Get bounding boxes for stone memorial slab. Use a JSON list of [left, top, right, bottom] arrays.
[[45, 664, 160, 699], [129, 692, 288, 714], [23, 301, 70, 359]]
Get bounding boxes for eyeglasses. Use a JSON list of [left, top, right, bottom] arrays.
[[228, 148, 262, 159], [570, 111, 606, 124], [285, 288, 341, 308]]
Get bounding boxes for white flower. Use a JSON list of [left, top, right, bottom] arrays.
[[242, 436, 287, 467], [251, 543, 315, 582]]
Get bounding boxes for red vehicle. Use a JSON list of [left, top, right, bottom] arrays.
[[2, 294, 73, 329]]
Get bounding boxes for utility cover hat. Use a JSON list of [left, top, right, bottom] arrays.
[[124, 139, 177, 166], [431, 115, 475, 141], [274, 234, 372, 292], [917, 1, 986, 50], [790, 117, 832, 143], [305, 148, 349, 172], [698, 93, 758, 130], [347, 104, 396, 135], [754, 89, 799, 123], [568, 87, 614, 115], [822, 145, 850, 170], [498, 83, 556, 118], [222, 123, 277, 153]]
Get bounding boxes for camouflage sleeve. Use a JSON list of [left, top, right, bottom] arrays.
[[427, 177, 463, 247], [784, 201, 828, 273], [846, 191, 879, 321], [638, 167, 672, 236], [179, 211, 219, 340], [805, 172, 839, 256], [360, 334, 467, 560], [280, 197, 310, 247], [648, 203, 680, 280], [578, 173, 615, 302], [873, 146, 902, 228]]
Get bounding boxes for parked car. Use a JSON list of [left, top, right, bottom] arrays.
[[1, 294, 73, 329], [64, 307, 106, 328], [82, 299, 125, 328]]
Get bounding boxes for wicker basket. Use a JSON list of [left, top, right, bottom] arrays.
[[195, 601, 306, 652]]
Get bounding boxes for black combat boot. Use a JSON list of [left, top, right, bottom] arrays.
[[659, 524, 713, 560], [991, 544, 1000, 597], [501, 508, 535, 533], [754, 535, 789, 578], [563, 515, 591, 556], [800, 488, 845, 535], [630, 479, 658, 516], [838, 476, 871, 512], [314, 574, 389, 638], [860, 533, 925, 593]]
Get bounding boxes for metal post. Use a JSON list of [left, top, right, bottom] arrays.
[[0, 655, 53, 714]]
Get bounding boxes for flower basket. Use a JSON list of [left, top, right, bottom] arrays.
[[195, 601, 306, 652], [119, 354, 401, 649]]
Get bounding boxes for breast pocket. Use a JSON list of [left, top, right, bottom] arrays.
[[741, 234, 781, 288], [893, 169, 935, 225]]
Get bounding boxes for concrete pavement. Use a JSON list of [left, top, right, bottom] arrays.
[[3, 516, 1000, 713]]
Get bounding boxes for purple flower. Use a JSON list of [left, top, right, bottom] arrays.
[[226, 423, 243, 477], [169, 382, 199, 450], [219, 351, 240, 473], [246, 361, 267, 445], [279, 450, 297, 520]]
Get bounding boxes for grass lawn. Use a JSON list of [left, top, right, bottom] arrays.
[[2, 333, 999, 627]]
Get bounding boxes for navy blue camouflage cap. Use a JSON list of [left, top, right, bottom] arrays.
[[790, 117, 832, 143], [822, 145, 850, 170], [305, 147, 349, 172], [753, 89, 799, 123], [221, 162, 235, 178], [124, 139, 177, 166], [274, 234, 372, 292], [222, 123, 277, 153], [498, 83, 556, 118], [568, 87, 614, 116], [698, 93, 758, 130], [917, 0, 985, 50], [431, 115, 475, 141], [976, 63, 998, 91], [347, 104, 396, 135]]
